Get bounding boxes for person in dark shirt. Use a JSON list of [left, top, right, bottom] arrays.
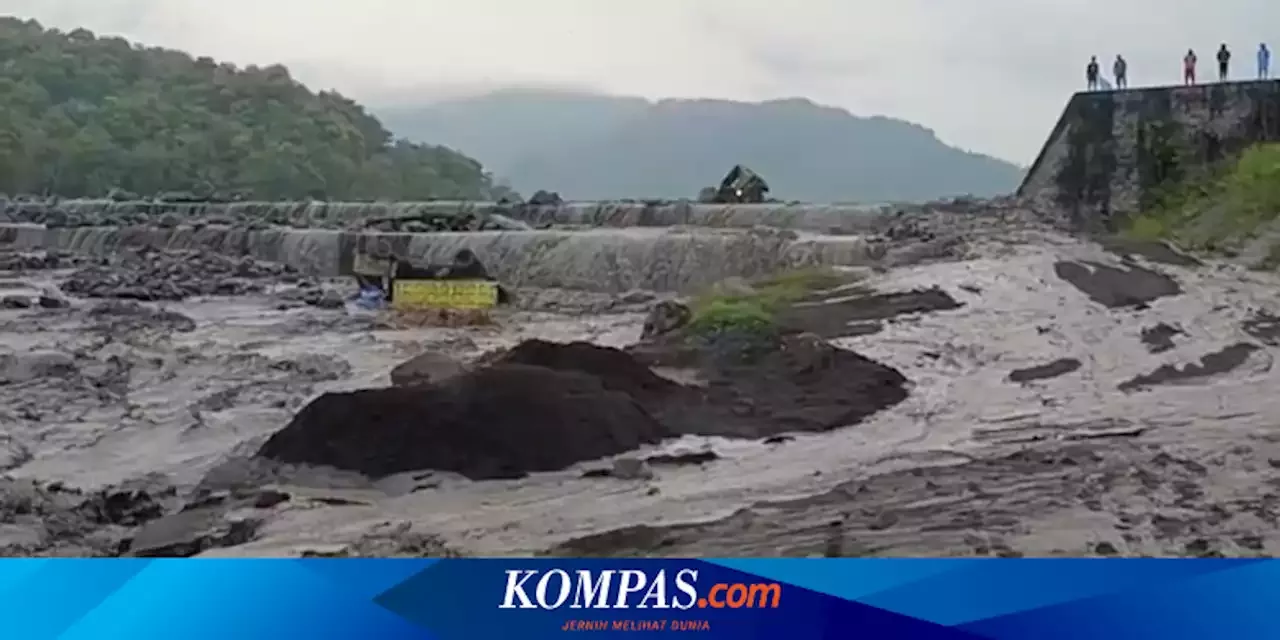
[[1113, 54, 1128, 89], [1086, 56, 1100, 90], [1184, 49, 1197, 85], [1217, 43, 1231, 81]]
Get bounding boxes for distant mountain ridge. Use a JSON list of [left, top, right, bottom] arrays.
[[378, 89, 1025, 203]]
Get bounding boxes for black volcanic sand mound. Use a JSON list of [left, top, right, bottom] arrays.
[[496, 338, 909, 439], [663, 333, 909, 438], [493, 339, 683, 402], [256, 363, 669, 480], [1118, 343, 1261, 392], [1053, 260, 1181, 309], [258, 336, 911, 480]]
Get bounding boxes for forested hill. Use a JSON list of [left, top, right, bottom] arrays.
[[0, 18, 500, 200], [380, 89, 1025, 203]]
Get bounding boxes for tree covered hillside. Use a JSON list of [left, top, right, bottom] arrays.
[[0, 18, 498, 200]]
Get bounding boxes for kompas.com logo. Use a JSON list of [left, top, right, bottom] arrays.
[[498, 568, 782, 610]]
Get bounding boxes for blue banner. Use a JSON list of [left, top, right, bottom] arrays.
[[0, 558, 1268, 639]]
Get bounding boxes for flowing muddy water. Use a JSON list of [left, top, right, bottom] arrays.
[[3, 223, 1280, 558]]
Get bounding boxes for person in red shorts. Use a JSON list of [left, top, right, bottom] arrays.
[[1184, 49, 1197, 85]]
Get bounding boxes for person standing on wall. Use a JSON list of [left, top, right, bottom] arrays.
[[1217, 43, 1231, 81], [1259, 43, 1271, 79], [1184, 49, 1198, 85], [1113, 54, 1128, 89], [1086, 56, 1100, 90]]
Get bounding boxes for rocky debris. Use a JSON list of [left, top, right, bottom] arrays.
[[0, 477, 181, 557], [0, 250, 100, 271], [274, 283, 346, 310], [1008, 358, 1083, 383], [1, 294, 30, 309], [875, 211, 939, 243], [60, 248, 304, 301], [1141, 322, 1185, 353], [0, 350, 77, 385], [86, 300, 197, 333], [185, 355, 352, 418], [126, 506, 261, 557], [1119, 343, 1263, 391], [645, 450, 720, 467], [269, 354, 352, 383], [1242, 312, 1280, 346], [0, 290, 71, 310], [642, 300, 693, 339], [300, 521, 462, 558], [389, 351, 467, 387], [1053, 260, 1182, 309], [255, 363, 670, 480], [79, 482, 178, 527], [0, 468, 316, 557]]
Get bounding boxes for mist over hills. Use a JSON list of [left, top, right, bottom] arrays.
[[379, 89, 1026, 203]]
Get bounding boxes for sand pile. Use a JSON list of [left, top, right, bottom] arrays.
[[493, 339, 682, 403], [255, 363, 669, 480], [258, 335, 911, 480]]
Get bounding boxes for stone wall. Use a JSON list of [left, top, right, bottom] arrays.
[[0, 224, 877, 294], [1018, 79, 1280, 230]]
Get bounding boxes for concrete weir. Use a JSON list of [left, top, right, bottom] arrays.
[[40, 199, 890, 234], [0, 223, 878, 293]]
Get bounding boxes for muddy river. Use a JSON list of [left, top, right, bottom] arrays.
[[2, 223, 1279, 558]]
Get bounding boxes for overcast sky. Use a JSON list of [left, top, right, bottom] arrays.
[[1, 0, 1273, 164]]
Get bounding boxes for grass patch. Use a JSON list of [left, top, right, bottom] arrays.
[[686, 267, 856, 338], [1124, 143, 1280, 253]]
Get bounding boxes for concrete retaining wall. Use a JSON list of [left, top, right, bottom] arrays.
[[0, 224, 878, 294], [1018, 79, 1280, 230]]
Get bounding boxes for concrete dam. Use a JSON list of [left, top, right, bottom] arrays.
[[1018, 79, 1280, 230], [10, 81, 1280, 288]]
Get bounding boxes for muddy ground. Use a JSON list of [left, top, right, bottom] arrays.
[[3, 219, 1280, 558]]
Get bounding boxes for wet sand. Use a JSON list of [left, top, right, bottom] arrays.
[[4, 225, 1280, 557]]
